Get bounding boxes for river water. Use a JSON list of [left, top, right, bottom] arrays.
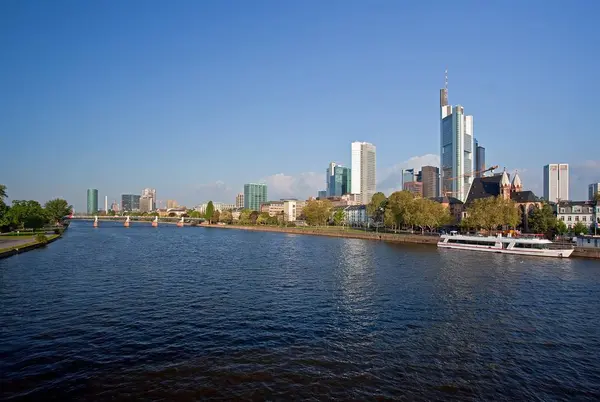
[[1, 221, 599, 400]]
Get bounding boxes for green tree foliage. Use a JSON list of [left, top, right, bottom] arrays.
[[332, 209, 345, 226], [386, 191, 415, 228], [35, 233, 48, 244], [594, 193, 600, 202], [367, 192, 387, 219], [528, 204, 557, 234], [0, 184, 7, 200], [461, 197, 521, 231], [0, 184, 9, 230], [303, 200, 332, 226], [188, 210, 201, 218], [213, 209, 221, 223], [219, 210, 233, 224], [412, 198, 452, 233], [257, 212, 270, 225], [44, 198, 72, 224], [238, 209, 251, 225], [205, 201, 215, 223], [572, 221, 589, 235], [8, 200, 48, 230], [249, 211, 259, 224], [555, 220, 568, 236]]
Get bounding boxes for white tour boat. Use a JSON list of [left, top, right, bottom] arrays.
[[437, 232, 574, 258]]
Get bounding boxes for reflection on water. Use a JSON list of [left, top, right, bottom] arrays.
[[1, 222, 600, 400]]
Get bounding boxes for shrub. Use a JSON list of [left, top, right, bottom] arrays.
[[286, 222, 296, 227], [35, 233, 48, 245]]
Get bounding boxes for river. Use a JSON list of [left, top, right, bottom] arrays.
[[1, 221, 599, 400]]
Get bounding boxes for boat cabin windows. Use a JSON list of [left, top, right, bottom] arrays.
[[447, 239, 496, 246], [513, 243, 549, 250]]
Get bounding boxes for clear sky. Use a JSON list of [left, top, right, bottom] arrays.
[[1, 0, 599, 211]]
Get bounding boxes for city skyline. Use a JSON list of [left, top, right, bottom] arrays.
[[1, 2, 599, 210]]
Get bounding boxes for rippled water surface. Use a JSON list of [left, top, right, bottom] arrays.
[[1, 222, 600, 400]]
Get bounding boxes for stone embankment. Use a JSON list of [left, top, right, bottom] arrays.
[[0, 235, 61, 259], [201, 224, 599, 259]]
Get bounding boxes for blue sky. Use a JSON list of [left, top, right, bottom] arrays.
[[1, 0, 599, 211]]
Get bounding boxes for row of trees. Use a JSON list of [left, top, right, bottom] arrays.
[[460, 196, 521, 231], [0, 185, 72, 232], [366, 191, 452, 232]]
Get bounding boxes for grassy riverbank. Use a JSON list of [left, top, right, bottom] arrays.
[[0, 234, 61, 259]]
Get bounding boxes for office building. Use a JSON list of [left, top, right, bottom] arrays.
[[589, 183, 600, 201], [142, 188, 156, 210], [328, 165, 351, 197], [103, 196, 108, 213], [421, 166, 440, 198], [475, 139, 486, 177], [235, 193, 245, 209], [244, 183, 267, 211], [121, 194, 141, 212], [260, 201, 284, 216], [317, 190, 327, 199], [196, 202, 235, 213], [87, 189, 98, 215], [326, 162, 337, 197], [403, 181, 423, 197], [351, 141, 377, 204], [440, 73, 475, 202], [139, 196, 153, 212], [166, 200, 178, 209], [110, 201, 119, 212], [402, 169, 415, 188], [543, 164, 569, 203]]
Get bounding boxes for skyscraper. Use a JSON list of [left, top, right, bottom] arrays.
[[166, 200, 178, 209], [328, 165, 351, 197], [244, 183, 267, 211], [474, 138, 486, 177], [87, 189, 98, 215], [142, 188, 156, 210], [121, 194, 141, 212], [326, 162, 337, 197], [235, 193, 244, 209], [543, 164, 569, 203], [402, 169, 415, 188], [440, 73, 474, 202], [589, 183, 600, 200], [104, 196, 108, 213], [421, 166, 440, 198], [351, 141, 376, 204]]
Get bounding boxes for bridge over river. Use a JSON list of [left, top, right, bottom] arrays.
[[70, 215, 206, 224]]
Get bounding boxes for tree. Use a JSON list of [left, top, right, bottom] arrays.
[[303, 200, 332, 226], [528, 204, 556, 234], [238, 209, 251, 225], [188, 210, 201, 218], [0, 184, 7, 200], [387, 191, 415, 228], [205, 201, 215, 223], [572, 221, 589, 235], [461, 197, 520, 232], [257, 212, 270, 225], [594, 193, 600, 202], [213, 210, 221, 223], [367, 192, 387, 219], [44, 198, 72, 225], [555, 220, 568, 236], [332, 209, 345, 226], [7, 200, 48, 230], [0, 184, 9, 231], [220, 210, 233, 224], [249, 210, 259, 224]]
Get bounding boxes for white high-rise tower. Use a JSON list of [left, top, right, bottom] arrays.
[[439, 70, 474, 202], [543, 164, 569, 203], [351, 141, 376, 204]]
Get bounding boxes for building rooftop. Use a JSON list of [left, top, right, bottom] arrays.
[[510, 191, 538, 203], [431, 196, 464, 205]]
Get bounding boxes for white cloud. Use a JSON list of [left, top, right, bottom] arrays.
[[262, 172, 323, 200], [377, 154, 440, 196]]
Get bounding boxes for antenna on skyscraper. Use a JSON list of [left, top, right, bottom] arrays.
[[445, 68, 448, 93]]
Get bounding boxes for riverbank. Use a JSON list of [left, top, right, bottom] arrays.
[[0, 234, 61, 259], [199, 224, 600, 260], [200, 224, 440, 245]]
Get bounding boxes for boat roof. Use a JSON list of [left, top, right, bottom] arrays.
[[441, 234, 552, 244]]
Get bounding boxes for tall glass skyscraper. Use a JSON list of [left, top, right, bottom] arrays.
[[87, 189, 98, 215], [328, 165, 351, 197], [244, 183, 267, 211], [440, 78, 474, 202], [402, 169, 415, 188], [121, 194, 141, 212]]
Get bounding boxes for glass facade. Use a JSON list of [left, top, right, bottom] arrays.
[[402, 169, 414, 188], [87, 189, 98, 215], [121, 194, 141, 212], [328, 166, 351, 197], [244, 183, 267, 211]]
